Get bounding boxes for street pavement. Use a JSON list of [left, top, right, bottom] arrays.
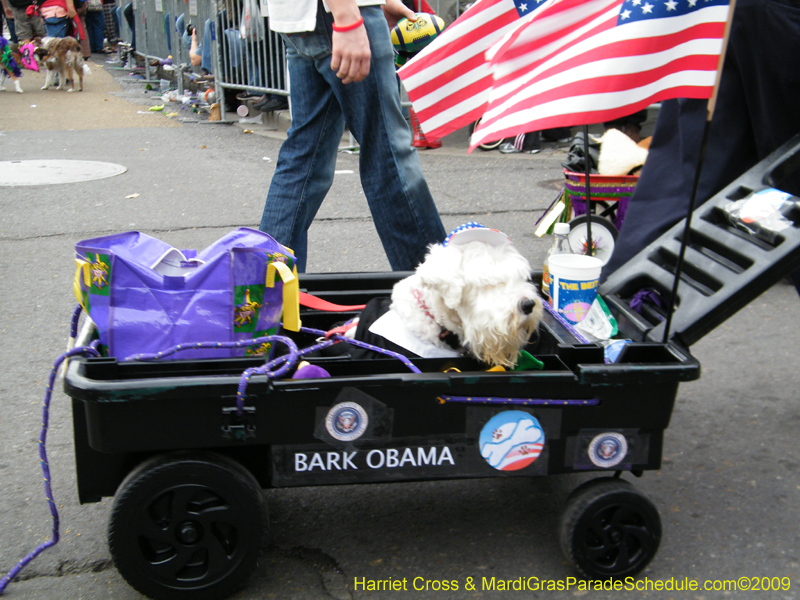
[[0, 55, 798, 600]]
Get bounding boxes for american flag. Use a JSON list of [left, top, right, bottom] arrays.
[[398, 0, 544, 141], [469, 0, 732, 150]]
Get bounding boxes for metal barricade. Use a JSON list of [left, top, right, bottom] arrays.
[[213, 0, 287, 121]]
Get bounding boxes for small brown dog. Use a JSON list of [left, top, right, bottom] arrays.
[[35, 36, 86, 92]]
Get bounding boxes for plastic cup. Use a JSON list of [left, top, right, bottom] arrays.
[[237, 104, 249, 117], [159, 78, 170, 92], [548, 254, 603, 324]]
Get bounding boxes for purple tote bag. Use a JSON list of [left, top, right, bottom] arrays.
[[74, 228, 300, 361]]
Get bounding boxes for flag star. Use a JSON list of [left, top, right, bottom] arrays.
[[688, 0, 698, 4], [519, 2, 528, 11], [620, 8, 632, 18], [642, 2, 654, 12], [631, 0, 642, 5], [664, 0, 677, 9]]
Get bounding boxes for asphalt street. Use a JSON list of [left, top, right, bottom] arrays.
[[0, 55, 798, 600]]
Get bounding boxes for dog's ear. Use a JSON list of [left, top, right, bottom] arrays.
[[415, 244, 465, 309]]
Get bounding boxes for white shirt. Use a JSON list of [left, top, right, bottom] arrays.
[[266, 0, 384, 33]]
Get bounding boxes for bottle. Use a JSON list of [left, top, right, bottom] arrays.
[[542, 222, 572, 300]]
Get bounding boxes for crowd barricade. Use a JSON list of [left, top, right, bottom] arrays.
[[213, 0, 287, 121], [113, 0, 288, 120]]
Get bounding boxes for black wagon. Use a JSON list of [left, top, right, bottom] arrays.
[[63, 134, 800, 599]]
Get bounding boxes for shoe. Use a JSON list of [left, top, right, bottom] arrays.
[[253, 97, 288, 112], [498, 142, 520, 154], [498, 141, 540, 154], [236, 91, 263, 101]]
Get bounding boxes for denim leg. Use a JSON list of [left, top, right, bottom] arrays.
[[86, 10, 105, 52], [201, 20, 213, 73], [259, 35, 344, 272], [44, 16, 69, 38], [323, 7, 446, 270]]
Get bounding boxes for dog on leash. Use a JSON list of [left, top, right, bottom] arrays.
[[0, 36, 24, 93], [336, 223, 544, 369], [35, 36, 86, 92]]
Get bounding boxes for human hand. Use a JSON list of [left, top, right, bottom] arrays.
[[4, 5, 13, 18], [382, 0, 417, 30], [330, 22, 371, 84]]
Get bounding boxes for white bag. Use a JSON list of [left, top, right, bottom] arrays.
[[240, 0, 265, 39]]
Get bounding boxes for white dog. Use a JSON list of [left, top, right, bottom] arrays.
[[340, 223, 543, 369]]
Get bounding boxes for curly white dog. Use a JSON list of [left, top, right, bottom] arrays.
[[344, 223, 543, 369]]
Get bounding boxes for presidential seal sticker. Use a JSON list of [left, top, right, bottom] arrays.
[[588, 432, 628, 468], [479, 411, 544, 471], [326, 402, 368, 442]]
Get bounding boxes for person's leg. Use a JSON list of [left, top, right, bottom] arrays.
[[102, 3, 118, 48], [11, 7, 40, 43], [86, 10, 104, 52], [123, 2, 134, 51], [259, 30, 344, 272], [319, 6, 446, 270]]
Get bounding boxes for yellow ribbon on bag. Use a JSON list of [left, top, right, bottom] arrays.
[[73, 258, 91, 308], [266, 261, 301, 331]]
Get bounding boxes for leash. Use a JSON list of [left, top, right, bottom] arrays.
[[0, 306, 101, 595]]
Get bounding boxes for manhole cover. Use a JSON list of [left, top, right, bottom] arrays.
[[0, 160, 127, 186]]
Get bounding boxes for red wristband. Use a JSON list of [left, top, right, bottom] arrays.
[[331, 16, 364, 32]]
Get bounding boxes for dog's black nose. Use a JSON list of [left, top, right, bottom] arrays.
[[519, 298, 538, 315]]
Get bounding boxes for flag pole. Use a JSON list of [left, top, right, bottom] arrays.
[[582, 124, 594, 257], [661, 0, 737, 344]]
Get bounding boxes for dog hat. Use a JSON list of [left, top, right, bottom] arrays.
[[442, 222, 510, 247]]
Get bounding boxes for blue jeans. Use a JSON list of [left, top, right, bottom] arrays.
[[44, 16, 69, 38], [86, 10, 105, 52], [259, 5, 445, 272]]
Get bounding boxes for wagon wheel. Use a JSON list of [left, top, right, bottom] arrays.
[[108, 452, 268, 600], [560, 478, 661, 580], [469, 118, 504, 151], [567, 214, 619, 266]]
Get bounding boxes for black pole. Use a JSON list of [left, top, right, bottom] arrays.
[[662, 117, 712, 343], [582, 125, 593, 256]]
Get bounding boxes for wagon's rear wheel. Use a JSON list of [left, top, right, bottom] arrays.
[[109, 452, 268, 600], [560, 478, 661, 580]]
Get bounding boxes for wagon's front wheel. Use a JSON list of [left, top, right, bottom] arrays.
[[560, 478, 661, 580], [109, 452, 268, 600]]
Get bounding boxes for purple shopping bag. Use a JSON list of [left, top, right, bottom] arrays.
[[74, 228, 300, 361]]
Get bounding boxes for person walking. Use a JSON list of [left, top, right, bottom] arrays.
[[258, 0, 446, 272]]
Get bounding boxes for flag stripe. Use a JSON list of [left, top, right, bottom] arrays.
[[416, 74, 496, 125]]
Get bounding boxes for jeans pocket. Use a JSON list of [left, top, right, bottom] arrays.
[[281, 30, 331, 61]]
